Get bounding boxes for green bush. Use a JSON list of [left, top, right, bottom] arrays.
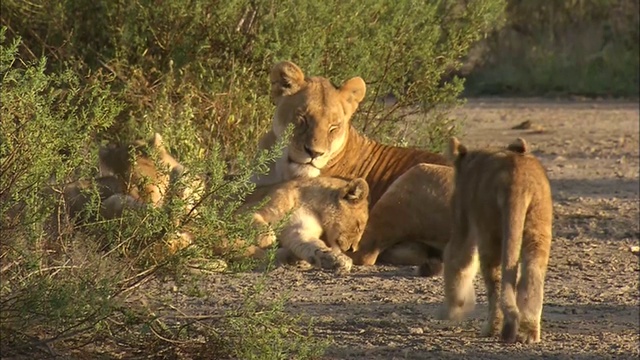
[[1, 0, 505, 154], [0, 31, 320, 359], [464, 0, 639, 97]]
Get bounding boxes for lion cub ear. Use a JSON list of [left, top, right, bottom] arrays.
[[341, 178, 369, 204], [149, 133, 164, 148], [270, 61, 306, 103], [339, 77, 367, 111], [149, 132, 173, 156], [446, 137, 467, 162], [507, 137, 528, 154]]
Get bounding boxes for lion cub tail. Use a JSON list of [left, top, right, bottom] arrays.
[[499, 189, 531, 343]]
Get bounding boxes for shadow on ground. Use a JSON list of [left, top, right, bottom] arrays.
[[551, 177, 639, 199]]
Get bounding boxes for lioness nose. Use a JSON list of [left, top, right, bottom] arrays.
[[304, 145, 325, 158]]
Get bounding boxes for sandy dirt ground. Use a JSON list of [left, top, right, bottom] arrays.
[[152, 98, 639, 359]]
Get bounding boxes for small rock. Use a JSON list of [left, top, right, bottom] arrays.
[[512, 120, 532, 130], [630, 246, 639, 255], [618, 136, 625, 146], [408, 327, 424, 334], [528, 126, 545, 134]]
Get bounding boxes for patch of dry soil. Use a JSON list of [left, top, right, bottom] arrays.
[[158, 98, 639, 359]]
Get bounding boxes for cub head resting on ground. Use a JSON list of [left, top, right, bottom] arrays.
[[97, 132, 186, 207], [230, 177, 370, 273], [438, 137, 552, 344], [63, 133, 198, 258]]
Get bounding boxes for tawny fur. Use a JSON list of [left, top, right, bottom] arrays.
[[64, 133, 194, 221], [252, 61, 452, 274], [438, 137, 553, 344], [233, 177, 370, 273], [62, 133, 200, 256], [97, 132, 185, 207]]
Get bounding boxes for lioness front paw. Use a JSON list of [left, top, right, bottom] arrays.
[[310, 249, 353, 273]]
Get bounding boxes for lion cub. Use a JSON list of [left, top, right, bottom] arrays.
[[64, 132, 199, 221], [97, 132, 188, 207], [239, 177, 370, 273], [438, 137, 552, 344]]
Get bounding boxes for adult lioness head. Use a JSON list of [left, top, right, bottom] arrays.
[[269, 61, 366, 178]]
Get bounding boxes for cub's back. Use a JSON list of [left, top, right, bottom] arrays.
[[454, 149, 551, 232]]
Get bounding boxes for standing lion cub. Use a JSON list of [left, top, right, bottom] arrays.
[[438, 137, 553, 344]]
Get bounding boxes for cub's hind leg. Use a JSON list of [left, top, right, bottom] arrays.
[[516, 229, 551, 344], [478, 236, 503, 337], [439, 219, 479, 321]]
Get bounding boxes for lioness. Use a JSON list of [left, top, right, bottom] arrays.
[[233, 177, 370, 273], [253, 61, 453, 274], [438, 137, 552, 344]]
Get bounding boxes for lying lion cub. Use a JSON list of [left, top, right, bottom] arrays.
[[236, 177, 370, 273], [438, 137, 552, 344], [63, 133, 191, 222]]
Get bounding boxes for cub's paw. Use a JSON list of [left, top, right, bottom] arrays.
[[436, 305, 458, 321], [275, 248, 297, 266], [255, 231, 276, 249], [310, 249, 353, 273], [275, 248, 312, 269], [516, 321, 541, 344], [480, 317, 503, 337]]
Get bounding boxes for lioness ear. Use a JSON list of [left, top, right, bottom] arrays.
[[446, 137, 467, 162], [270, 61, 306, 103], [339, 76, 367, 111], [341, 178, 369, 204], [507, 137, 528, 154]]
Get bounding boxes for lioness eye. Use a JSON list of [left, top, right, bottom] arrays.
[[329, 125, 339, 133]]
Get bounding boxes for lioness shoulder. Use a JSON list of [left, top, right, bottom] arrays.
[[438, 137, 553, 344]]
